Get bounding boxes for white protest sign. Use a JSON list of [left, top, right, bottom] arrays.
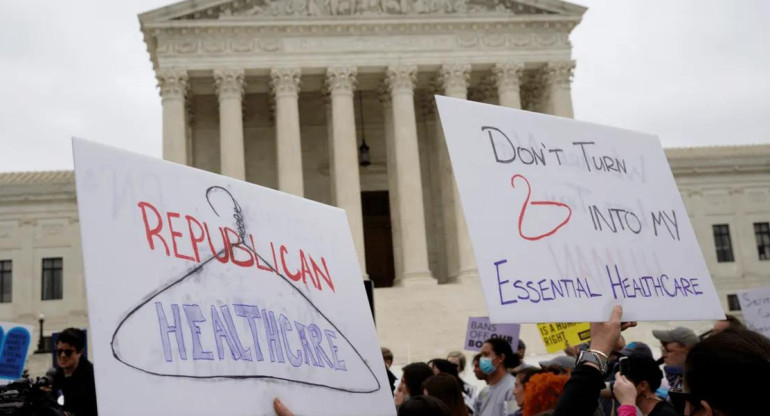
[[737, 286, 770, 338], [0, 322, 34, 382], [435, 96, 724, 323], [73, 139, 395, 416]]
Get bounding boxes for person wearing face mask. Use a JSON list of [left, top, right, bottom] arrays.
[[474, 338, 521, 416]]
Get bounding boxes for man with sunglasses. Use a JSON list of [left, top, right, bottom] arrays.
[[51, 328, 97, 416], [652, 327, 698, 394]]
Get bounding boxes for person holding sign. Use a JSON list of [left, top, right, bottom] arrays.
[[474, 338, 520, 416], [551, 305, 636, 416]]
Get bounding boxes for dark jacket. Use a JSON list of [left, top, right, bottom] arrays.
[[552, 363, 605, 416], [53, 357, 98, 416]]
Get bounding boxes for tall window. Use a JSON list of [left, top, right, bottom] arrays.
[[712, 224, 734, 263], [0, 260, 11, 303], [727, 294, 741, 311], [756, 222, 770, 261], [41, 257, 63, 300]]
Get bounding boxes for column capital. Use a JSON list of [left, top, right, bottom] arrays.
[[545, 61, 575, 88], [270, 68, 301, 98], [493, 61, 525, 91], [157, 68, 188, 100], [438, 63, 470, 96], [326, 66, 358, 96], [386, 65, 417, 94], [214, 68, 246, 101]]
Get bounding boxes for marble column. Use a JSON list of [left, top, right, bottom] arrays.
[[157, 68, 188, 165], [379, 85, 403, 282], [271, 68, 304, 196], [214, 68, 246, 180], [493, 61, 525, 109], [326, 67, 367, 277], [545, 61, 576, 118], [386, 65, 433, 283], [438, 64, 476, 281]]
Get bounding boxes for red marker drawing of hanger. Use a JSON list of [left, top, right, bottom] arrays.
[[511, 174, 572, 241]]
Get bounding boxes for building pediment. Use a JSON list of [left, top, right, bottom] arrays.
[[140, 0, 585, 22]]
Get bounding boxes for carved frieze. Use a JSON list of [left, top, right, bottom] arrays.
[[154, 24, 571, 59], [175, 0, 556, 19]]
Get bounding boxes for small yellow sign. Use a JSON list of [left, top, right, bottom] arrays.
[[537, 322, 592, 353]]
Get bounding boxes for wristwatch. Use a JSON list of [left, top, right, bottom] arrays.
[[576, 349, 608, 373]]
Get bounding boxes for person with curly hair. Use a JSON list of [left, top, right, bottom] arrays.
[[521, 372, 569, 416]]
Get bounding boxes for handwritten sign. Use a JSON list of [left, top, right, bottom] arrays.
[[737, 286, 770, 338], [435, 96, 724, 323], [464, 317, 520, 352], [73, 139, 395, 416], [537, 322, 591, 353], [0, 322, 33, 381]]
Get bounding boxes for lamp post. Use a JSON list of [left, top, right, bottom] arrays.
[[36, 313, 46, 353]]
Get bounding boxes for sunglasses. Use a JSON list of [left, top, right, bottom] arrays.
[[668, 389, 701, 415], [56, 348, 76, 357]]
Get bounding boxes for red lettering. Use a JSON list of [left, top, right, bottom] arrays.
[[204, 223, 230, 263], [280, 245, 301, 282], [250, 234, 274, 272], [225, 227, 254, 268], [167, 212, 195, 262], [299, 250, 319, 289], [186, 215, 205, 263], [310, 257, 334, 292], [137, 201, 169, 256]]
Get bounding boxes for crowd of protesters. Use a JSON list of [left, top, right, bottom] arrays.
[[271, 311, 769, 416]]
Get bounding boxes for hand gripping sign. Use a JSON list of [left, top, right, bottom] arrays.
[[435, 96, 724, 324], [73, 139, 395, 416]]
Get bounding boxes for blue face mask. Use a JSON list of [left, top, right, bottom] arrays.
[[480, 357, 497, 375]]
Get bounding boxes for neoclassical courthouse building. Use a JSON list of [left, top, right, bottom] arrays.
[[2, 0, 769, 371]]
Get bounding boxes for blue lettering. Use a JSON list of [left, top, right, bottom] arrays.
[[494, 259, 516, 305], [211, 305, 241, 360], [263, 310, 285, 363], [220, 305, 251, 361], [183, 304, 214, 360], [233, 304, 264, 362], [294, 321, 319, 367], [325, 330, 347, 371], [155, 302, 187, 362], [309, 324, 334, 368], [279, 314, 303, 368]]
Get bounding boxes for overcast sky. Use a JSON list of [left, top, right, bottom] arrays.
[[0, 0, 768, 173]]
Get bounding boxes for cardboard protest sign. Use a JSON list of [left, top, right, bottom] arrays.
[[537, 322, 591, 353], [464, 317, 520, 352], [0, 322, 33, 382], [737, 286, 770, 338], [72, 139, 395, 416], [435, 96, 724, 323]]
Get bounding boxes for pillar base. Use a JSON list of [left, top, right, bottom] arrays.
[[397, 271, 435, 287], [457, 268, 479, 283]]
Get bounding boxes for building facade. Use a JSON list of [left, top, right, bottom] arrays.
[[2, 0, 769, 373]]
